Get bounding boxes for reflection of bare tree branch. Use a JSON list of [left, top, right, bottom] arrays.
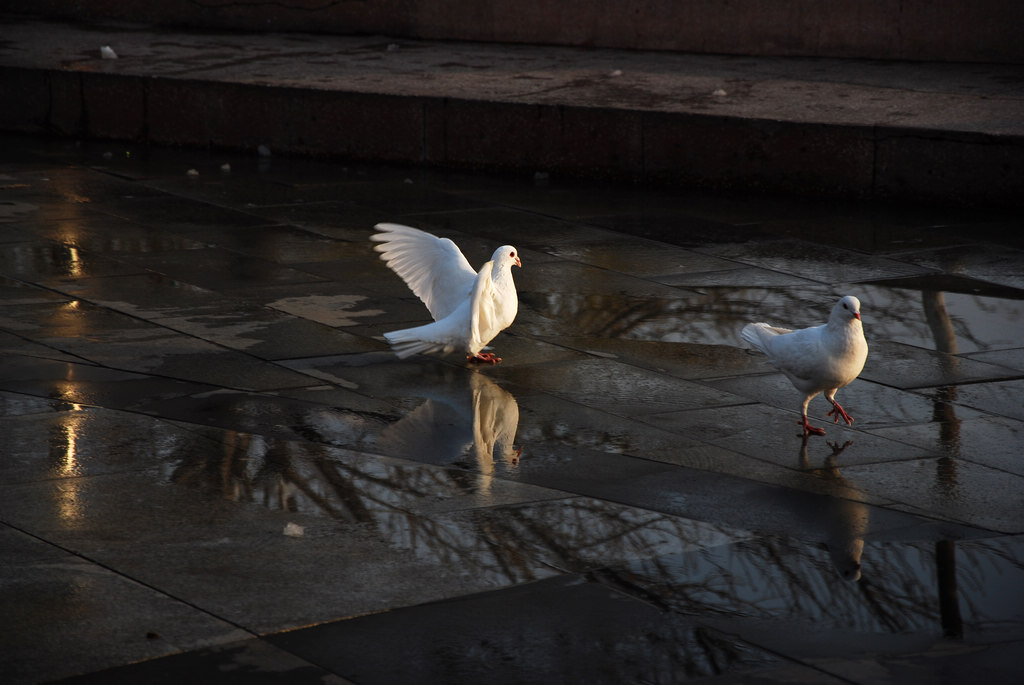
[[113, 396, 1017, 643]]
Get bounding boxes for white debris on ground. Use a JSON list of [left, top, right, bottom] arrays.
[[100, 45, 117, 59], [283, 522, 305, 538]]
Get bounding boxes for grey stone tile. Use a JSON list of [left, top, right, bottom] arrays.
[[855, 280, 1024, 355], [489, 357, 746, 417], [522, 259, 688, 299], [190, 223, 357, 264], [136, 388, 394, 444], [120, 247, 326, 290], [0, 463, 563, 634], [0, 240, 146, 282], [656, 264, 821, 288], [0, 329, 86, 363], [94, 194, 271, 233], [0, 527, 247, 685], [0, 355, 218, 409], [645, 402, 936, 468], [550, 337, 795, 380], [868, 414, 1024, 476], [151, 308, 381, 360], [696, 237, 931, 282], [540, 234, 740, 278], [55, 638, 354, 685], [0, 405, 198, 483], [0, 274, 70, 305], [0, 390, 79, 418], [706, 370, 988, 429], [894, 243, 1024, 290], [58, 272, 243, 319], [32, 213, 208, 254], [839, 458, 1024, 533], [234, 282, 388, 327], [267, 576, 793, 685], [862, 340, 1022, 389], [916, 378, 1024, 421], [962, 348, 1024, 373]]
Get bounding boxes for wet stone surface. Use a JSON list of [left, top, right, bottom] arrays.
[[1, 135, 1023, 684]]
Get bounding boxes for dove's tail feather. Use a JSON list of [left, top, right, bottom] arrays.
[[741, 322, 785, 355], [383, 327, 453, 359]]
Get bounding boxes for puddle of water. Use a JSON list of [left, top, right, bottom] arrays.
[[522, 282, 1024, 355]]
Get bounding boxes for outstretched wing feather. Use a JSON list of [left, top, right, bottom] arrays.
[[371, 223, 477, 321]]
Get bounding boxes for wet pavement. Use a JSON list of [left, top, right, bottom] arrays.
[[1, 133, 1023, 683]]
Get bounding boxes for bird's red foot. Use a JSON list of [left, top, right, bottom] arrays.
[[468, 352, 502, 364], [827, 401, 854, 425], [799, 417, 826, 436]]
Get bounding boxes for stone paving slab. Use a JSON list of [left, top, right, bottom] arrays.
[[1, 135, 1023, 683]]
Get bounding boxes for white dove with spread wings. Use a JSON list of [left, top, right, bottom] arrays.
[[371, 223, 521, 363]]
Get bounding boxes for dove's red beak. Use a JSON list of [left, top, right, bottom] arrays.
[[514, 256, 522, 268], [854, 312, 861, 321]]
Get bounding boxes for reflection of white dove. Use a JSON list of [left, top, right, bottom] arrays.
[[378, 371, 521, 472], [742, 296, 868, 436], [799, 438, 868, 582], [371, 223, 521, 363]]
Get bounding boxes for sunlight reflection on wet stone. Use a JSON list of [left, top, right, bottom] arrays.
[[266, 293, 385, 327]]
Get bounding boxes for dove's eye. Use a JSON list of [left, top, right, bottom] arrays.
[[510, 251, 515, 258]]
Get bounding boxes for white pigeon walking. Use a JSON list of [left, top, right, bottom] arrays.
[[741, 296, 868, 436], [371, 223, 522, 363]]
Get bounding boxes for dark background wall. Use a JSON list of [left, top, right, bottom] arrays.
[[4, 0, 1022, 63]]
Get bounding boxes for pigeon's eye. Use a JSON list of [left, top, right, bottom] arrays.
[[842, 302, 848, 309], [510, 251, 515, 258]]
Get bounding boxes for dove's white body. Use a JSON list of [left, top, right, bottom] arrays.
[[741, 296, 868, 435], [371, 223, 520, 359]]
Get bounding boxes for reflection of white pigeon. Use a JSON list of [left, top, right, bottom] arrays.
[[742, 296, 868, 436], [798, 438, 867, 582], [378, 371, 521, 472], [371, 223, 521, 363]]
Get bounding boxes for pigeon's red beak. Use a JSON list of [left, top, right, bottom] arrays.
[[854, 311, 861, 321], [514, 256, 522, 268]]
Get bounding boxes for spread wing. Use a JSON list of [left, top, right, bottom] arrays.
[[371, 223, 477, 321]]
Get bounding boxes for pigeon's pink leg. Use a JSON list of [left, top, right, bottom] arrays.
[[826, 398, 854, 425], [468, 352, 502, 364], [798, 396, 825, 436], [799, 414, 826, 436]]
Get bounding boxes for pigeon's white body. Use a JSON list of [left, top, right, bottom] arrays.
[[741, 296, 868, 435], [371, 223, 521, 362]]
